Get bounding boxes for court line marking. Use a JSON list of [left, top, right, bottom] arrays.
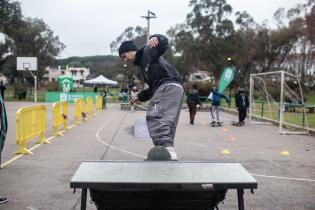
[[251, 174, 315, 182], [1, 124, 77, 168], [188, 142, 315, 182], [96, 121, 145, 158]]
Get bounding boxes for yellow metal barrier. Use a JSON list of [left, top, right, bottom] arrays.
[[96, 96, 103, 112], [81, 99, 88, 121], [74, 99, 83, 125], [52, 101, 68, 136], [86, 97, 94, 117], [74, 98, 89, 125], [16, 105, 49, 154]]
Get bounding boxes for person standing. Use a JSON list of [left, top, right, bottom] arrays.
[[0, 90, 8, 204], [235, 88, 249, 126], [208, 87, 230, 126], [0, 82, 6, 101], [118, 34, 184, 160], [187, 84, 202, 125], [100, 89, 107, 110], [128, 77, 136, 93], [130, 86, 138, 112]]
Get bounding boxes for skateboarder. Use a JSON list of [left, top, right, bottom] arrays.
[[119, 34, 183, 160], [187, 84, 202, 125], [208, 87, 230, 126], [235, 88, 249, 126]]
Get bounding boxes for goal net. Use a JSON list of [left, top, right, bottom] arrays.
[[249, 71, 309, 135]]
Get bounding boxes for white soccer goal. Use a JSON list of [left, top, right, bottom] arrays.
[[249, 71, 309, 135]]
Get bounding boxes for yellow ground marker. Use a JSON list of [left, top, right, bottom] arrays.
[[221, 149, 230, 154], [281, 150, 290, 156]]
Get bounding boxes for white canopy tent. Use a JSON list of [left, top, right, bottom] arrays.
[[84, 75, 118, 86]]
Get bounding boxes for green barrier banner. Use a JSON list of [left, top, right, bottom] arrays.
[[218, 66, 235, 94], [45, 92, 98, 103]]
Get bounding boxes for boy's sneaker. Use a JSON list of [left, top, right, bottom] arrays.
[[166, 147, 178, 161], [0, 197, 8, 204], [210, 121, 216, 125]]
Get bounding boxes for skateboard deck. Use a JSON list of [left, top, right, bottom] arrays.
[[231, 121, 242, 126], [146, 146, 172, 161], [211, 122, 223, 127]]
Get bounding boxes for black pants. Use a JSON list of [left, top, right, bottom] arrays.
[[238, 107, 247, 123], [188, 102, 197, 124]]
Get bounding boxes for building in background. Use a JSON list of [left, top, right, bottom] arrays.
[[0, 74, 8, 84], [188, 71, 212, 82], [43, 66, 90, 87]]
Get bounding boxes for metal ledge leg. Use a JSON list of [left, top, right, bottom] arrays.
[[237, 189, 245, 210], [81, 188, 87, 210]]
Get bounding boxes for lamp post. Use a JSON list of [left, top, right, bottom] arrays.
[[122, 63, 128, 103], [141, 10, 157, 42], [227, 57, 233, 103], [123, 63, 127, 88], [210, 75, 214, 88]]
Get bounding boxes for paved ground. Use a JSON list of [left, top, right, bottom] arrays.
[[0, 102, 314, 210]]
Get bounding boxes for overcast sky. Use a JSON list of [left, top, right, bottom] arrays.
[[18, 0, 303, 58]]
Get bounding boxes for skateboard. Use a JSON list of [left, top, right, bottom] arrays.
[[146, 146, 172, 161], [211, 121, 223, 127], [231, 121, 243, 126]]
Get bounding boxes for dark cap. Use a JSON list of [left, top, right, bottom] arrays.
[[118, 41, 137, 57]]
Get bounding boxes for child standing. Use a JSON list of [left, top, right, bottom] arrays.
[[208, 87, 230, 126]]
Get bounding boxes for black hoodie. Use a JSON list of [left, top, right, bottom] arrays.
[[133, 34, 182, 102]]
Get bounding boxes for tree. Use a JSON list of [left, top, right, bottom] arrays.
[[110, 26, 146, 53], [0, 0, 22, 69], [282, 2, 315, 84], [0, 0, 65, 83], [110, 26, 147, 84], [170, 0, 235, 81], [232, 11, 257, 85]]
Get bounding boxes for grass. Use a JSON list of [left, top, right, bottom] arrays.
[[307, 94, 315, 104], [250, 102, 315, 129], [200, 95, 315, 129]]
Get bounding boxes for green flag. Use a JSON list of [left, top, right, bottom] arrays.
[[218, 66, 235, 94]]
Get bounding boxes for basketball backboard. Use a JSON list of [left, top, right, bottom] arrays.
[[17, 57, 37, 71]]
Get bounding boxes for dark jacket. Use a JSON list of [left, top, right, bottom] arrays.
[[133, 34, 182, 102], [236, 94, 249, 109], [187, 88, 202, 105]]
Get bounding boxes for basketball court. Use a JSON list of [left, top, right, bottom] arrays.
[[0, 103, 314, 209]]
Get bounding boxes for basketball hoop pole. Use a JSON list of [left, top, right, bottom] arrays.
[[26, 68, 37, 103], [17, 57, 38, 103]]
